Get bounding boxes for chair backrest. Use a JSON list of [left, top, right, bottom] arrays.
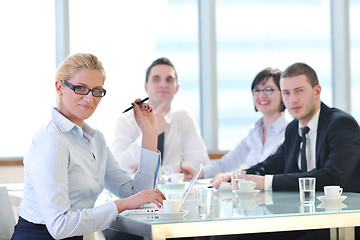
[[0, 186, 16, 240]]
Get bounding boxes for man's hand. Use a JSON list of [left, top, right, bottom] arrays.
[[180, 166, 203, 180], [245, 175, 265, 190], [210, 173, 231, 189]]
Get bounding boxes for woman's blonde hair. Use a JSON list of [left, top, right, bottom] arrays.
[[55, 53, 106, 82]]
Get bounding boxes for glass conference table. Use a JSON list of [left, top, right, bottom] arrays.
[[109, 182, 360, 240]]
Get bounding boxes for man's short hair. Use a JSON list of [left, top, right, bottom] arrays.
[[281, 62, 319, 87], [145, 57, 178, 83]]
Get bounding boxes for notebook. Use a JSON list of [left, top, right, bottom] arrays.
[[121, 164, 203, 216]]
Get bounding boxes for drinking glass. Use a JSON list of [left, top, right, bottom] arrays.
[[157, 165, 176, 185], [195, 188, 213, 218], [231, 170, 246, 192], [298, 177, 316, 205]]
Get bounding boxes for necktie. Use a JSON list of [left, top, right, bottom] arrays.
[[300, 126, 310, 172], [157, 132, 165, 164]]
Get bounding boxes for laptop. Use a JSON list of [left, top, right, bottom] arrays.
[[121, 164, 203, 216], [180, 164, 203, 205]]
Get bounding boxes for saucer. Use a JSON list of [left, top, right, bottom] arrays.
[[157, 210, 189, 219], [233, 189, 260, 197], [164, 182, 186, 188], [316, 195, 347, 204], [317, 202, 347, 211]]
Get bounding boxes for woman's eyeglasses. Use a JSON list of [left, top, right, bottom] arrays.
[[253, 87, 276, 96], [61, 80, 106, 97]]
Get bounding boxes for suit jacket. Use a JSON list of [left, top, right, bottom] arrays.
[[246, 102, 360, 192]]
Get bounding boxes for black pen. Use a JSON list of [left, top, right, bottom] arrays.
[[122, 97, 149, 113]]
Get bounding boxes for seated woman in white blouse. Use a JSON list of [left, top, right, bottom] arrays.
[[12, 53, 165, 240], [181, 67, 289, 188]]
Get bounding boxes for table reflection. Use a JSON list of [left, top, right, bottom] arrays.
[[119, 182, 356, 223]]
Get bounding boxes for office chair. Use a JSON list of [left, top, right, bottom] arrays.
[[0, 186, 16, 240]]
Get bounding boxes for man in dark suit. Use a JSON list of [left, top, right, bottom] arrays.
[[207, 63, 360, 240], [211, 62, 360, 192], [243, 62, 360, 192]]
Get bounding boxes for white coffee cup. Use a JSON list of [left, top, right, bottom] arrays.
[[170, 173, 184, 184], [324, 185, 343, 198], [238, 180, 256, 192], [163, 199, 181, 212]]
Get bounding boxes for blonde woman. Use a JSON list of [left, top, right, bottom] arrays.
[[12, 53, 165, 240]]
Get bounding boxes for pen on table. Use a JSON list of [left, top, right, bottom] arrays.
[[122, 97, 149, 113]]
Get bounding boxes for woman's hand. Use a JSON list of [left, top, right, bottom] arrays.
[[132, 99, 158, 151], [114, 188, 166, 214]]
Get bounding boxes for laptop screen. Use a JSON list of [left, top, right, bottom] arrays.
[[181, 164, 203, 203]]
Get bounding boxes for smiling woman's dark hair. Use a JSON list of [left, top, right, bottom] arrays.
[[251, 67, 285, 112]]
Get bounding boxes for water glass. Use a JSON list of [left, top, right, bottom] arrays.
[[231, 170, 246, 192], [157, 165, 176, 185], [300, 203, 315, 213], [232, 198, 243, 217], [298, 177, 316, 205], [195, 188, 213, 218]]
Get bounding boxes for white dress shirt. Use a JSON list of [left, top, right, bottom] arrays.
[[111, 106, 210, 172], [297, 109, 319, 171], [265, 109, 320, 191], [17, 108, 160, 239], [203, 114, 289, 178]]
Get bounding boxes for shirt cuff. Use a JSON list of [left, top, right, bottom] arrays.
[[264, 191, 274, 205], [137, 148, 161, 187], [137, 148, 160, 174], [264, 175, 273, 191]]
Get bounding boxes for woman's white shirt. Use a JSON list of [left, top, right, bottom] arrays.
[[203, 114, 289, 178], [17, 108, 160, 239]]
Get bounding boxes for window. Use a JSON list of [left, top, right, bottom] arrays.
[[216, 0, 332, 150], [0, 0, 55, 157], [69, 0, 199, 144], [0, 1, 354, 158], [350, 0, 360, 123]]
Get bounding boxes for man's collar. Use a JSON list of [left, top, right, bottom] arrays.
[[298, 108, 320, 136]]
